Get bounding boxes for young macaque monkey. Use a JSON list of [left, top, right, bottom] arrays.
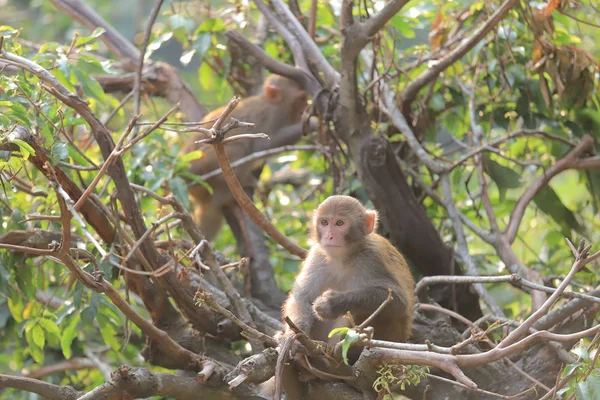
[[283, 195, 415, 344], [181, 75, 310, 240], [266, 196, 415, 399]]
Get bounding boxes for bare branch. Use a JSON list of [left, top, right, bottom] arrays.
[[498, 240, 597, 349], [133, 0, 165, 137], [364, 0, 411, 37], [268, 0, 339, 85], [225, 30, 321, 94], [253, 0, 308, 70]]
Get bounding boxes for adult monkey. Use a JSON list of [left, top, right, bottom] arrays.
[[181, 74, 310, 241], [272, 195, 415, 399]]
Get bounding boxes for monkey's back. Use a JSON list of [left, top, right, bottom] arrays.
[[362, 234, 415, 341]]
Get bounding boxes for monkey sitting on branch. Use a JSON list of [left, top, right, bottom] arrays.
[[269, 195, 415, 399], [283, 195, 415, 344], [181, 74, 310, 241]]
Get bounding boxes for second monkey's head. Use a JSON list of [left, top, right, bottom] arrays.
[[312, 195, 379, 259], [262, 75, 309, 124]]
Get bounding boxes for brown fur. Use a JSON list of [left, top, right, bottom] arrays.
[[181, 75, 308, 240]]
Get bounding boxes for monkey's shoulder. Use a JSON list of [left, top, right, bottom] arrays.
[[362, 234, 413, 284], [363, 234, 405, 261]]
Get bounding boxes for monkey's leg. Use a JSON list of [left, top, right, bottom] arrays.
[[194, 202, 224, 241], [222, 204, 252, 258], [222, 205, 286, 309]]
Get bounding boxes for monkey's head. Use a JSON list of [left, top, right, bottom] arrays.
[[312, 195, 378, 259], [263, 75, 309, 124]]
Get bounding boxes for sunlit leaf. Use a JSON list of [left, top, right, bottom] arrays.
[[341, 330, 360, 365], [32, 324, 45, 348], [74, 27, 106, 48], [328, 327, 350, 338], [61, 314, 80, 359]]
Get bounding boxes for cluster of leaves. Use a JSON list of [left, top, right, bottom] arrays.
[[0, 0, 600, 398], [373, 363, 429, 398], [559, 339, 600, 399]]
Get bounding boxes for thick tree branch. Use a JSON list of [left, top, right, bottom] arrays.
[[268, 0, 340, 86], [364, 0, 411, 37]]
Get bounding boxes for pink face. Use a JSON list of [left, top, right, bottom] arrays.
[[317, 215, 350, 258]]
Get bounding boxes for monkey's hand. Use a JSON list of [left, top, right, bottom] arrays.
[[313, 290, 346, 320]]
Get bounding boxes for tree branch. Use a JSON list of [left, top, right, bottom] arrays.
[[402, 0, 519, 107]]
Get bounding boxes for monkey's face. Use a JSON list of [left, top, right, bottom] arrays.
[[316, 215, 351, 259]]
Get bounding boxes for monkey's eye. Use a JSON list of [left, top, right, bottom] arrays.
[[335, 220, 344, 226], [321, 219, 328, 226]]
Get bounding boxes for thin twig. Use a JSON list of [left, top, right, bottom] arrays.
[[132, 0, 165, 137]]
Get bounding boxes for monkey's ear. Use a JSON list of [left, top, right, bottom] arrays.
[[365, 210, 378, 234], [265, 85, 282, 103]]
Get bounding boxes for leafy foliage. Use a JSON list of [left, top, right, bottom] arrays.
[[0, 0, 599, 398]]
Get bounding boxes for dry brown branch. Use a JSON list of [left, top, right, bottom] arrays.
[[416, 274, 600, 304], [0, 373, 82, 400], [203, 97, 308, 259], [499, 238, 599, 349], [196, 291, 277, 347]]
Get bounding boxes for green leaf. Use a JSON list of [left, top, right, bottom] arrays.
[[390, 15, 416, 39], [7, 102, 31, 126], [97, 314, 120, 350], [194, 18, 226, 34], [7, 290, 24, 322], [14, 262, 35, 299], [341, 329, 360, 365], [586, 375, 600, 398], [50, 142, 69, 162], [73, 67, 106, 102], [178, 170, 212, 193], [10, 139, 36, 160], [192, 33, 212, 60], [169, 176, 190, 208], [178, 149, 204, 164], [74, 27, 106, 48], [81, 292, 99, 324], [61, 314, 80, 359], [198, 62, 216, 90], [584, 170, 600, 214], [571, 342, 590, 361], [576, 380, 592, 400], [328, 327, 350, 338], [38, 318, 60, 337], [32, 324, 45, 348], [533, 186, 584, 238], [482, 155, 522, 202]]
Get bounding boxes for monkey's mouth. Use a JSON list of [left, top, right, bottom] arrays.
[[324, 245, 342, 248]]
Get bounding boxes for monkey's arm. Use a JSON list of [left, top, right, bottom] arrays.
[[313, 286, 409, 321], [254, 117, 318, 151], [283, 294, 318, 335]]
